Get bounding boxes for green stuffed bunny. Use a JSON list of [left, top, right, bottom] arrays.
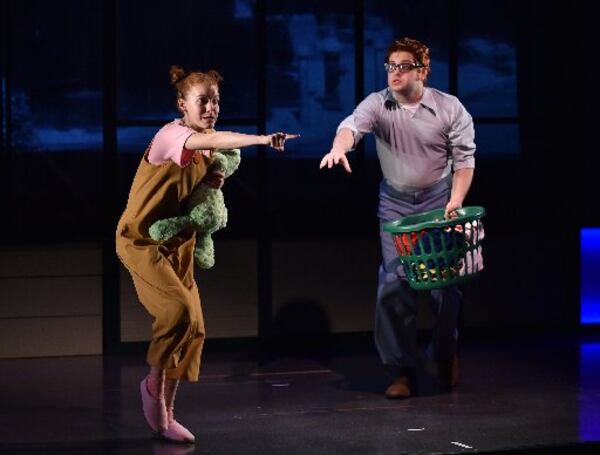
[[149, 148, 241, 269]]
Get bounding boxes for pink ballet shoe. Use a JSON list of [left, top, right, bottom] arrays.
[[140, 377, 168, 433], [161, 407, 195, 443]]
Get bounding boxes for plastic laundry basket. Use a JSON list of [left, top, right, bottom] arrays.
[[383, 206, 486, 291]]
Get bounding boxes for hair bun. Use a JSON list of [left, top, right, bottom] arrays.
[[169, 65, 187, 85]]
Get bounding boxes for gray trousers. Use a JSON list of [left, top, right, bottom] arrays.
[[375, 176, 462, 378]]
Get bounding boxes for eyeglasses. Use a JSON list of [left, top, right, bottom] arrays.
[[383, 62, 424, 73]]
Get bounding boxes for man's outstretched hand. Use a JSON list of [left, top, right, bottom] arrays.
[[319, 149, 352, 173]]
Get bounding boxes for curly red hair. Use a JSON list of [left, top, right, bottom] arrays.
[[169, 65, 223, 112]]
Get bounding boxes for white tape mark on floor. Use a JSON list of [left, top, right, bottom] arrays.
[[451, 441, 474, 449]]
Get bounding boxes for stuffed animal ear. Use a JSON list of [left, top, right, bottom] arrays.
[[214, 149, 241, 178]]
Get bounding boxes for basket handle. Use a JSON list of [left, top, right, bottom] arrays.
[[383, 206, 486, 233]]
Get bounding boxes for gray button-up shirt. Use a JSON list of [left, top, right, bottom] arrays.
[[338, 87, 476, 192]]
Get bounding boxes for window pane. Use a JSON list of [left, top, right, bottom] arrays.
[[8, 0, 102, 152], [117, 0, 257, 121], [117, 127, 155, 155], [365, 0, 450, 95], [266, 0, 355, 156], [474, 123, 519, 156], [4, 0, 103, 241], [458, 0, 518, 117]]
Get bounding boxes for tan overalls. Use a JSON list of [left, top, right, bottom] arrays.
[[116, 150, 211, 382]]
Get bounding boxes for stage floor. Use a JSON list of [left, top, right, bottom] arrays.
[[1, 332, 600, 454]]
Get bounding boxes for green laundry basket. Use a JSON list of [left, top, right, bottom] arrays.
[[383, 206, 486, 291]]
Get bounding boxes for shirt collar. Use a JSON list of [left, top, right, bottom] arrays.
[[384, 87, 438, 116], [419, 87, 438, 115]]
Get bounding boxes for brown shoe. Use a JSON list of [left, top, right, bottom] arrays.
[[385, 376, 411, 399]]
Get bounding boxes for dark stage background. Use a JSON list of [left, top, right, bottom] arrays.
[[0, 0, 597, 358]]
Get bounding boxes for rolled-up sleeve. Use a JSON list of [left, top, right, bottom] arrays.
[[448, 100, 476, 170], [336, 93, 379, 148]]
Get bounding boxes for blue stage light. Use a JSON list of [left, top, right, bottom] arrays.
[[581, 228, 600, 324]]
